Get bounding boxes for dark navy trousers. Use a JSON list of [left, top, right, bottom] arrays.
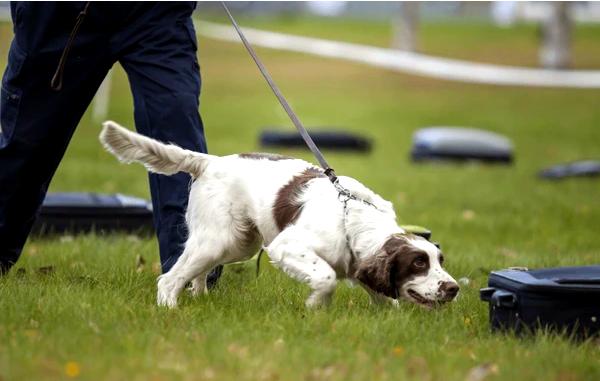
[[0, 2, 208, 274]]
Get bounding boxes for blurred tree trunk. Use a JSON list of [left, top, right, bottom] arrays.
[[539, 2, 572, 69], [393, 2, 419, 52]]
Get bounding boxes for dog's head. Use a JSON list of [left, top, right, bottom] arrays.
[[355, 234, 459, 307]]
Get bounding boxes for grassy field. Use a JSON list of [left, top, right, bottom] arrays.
[[1, 16, 600, 381]]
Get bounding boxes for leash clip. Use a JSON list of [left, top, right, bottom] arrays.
[[334, 180, 379, 210], [324, 167, 337, 183]]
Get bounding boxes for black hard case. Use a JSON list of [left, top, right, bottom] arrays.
[[480, 266, 600, 338], [32, 192, 154, 235]]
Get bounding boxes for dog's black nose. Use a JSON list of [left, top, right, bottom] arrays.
[[440, 282, 459, 298]]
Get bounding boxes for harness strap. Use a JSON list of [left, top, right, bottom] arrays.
[[340, 195, 356, 260], [255, 248, 265, 277], [337, 187, 378, 260]]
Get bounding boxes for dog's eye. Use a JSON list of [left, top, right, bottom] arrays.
[[439, 254, 445, 265], [413, 257, 427, 269]]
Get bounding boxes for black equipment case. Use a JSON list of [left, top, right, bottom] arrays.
[[32, 192, 154, 235], [480, 266, 600, 338], [260, 129, 372, 152]]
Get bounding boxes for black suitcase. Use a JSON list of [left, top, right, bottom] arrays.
[[260, 130, 372, 152], [32, 192, 154, 235], [480, 266, 600, 338]]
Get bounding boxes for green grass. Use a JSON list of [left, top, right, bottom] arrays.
[[1, 17, 600, 381]]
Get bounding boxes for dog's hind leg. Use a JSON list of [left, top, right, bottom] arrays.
[[157, 236, 224, 308], [189, 266, 218, 297], [266, 227, 337, 308]]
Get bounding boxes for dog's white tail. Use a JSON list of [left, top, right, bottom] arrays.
[[99, 121, 211, 177]]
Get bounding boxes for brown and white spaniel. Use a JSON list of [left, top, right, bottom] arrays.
[[100, 121, 459, 308]]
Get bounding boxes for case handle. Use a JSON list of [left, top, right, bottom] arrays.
[[480, 287, 517, 308], [480, 287, 496, 302]]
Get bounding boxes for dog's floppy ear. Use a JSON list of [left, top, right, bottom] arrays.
[[355, 235, 410, 298]]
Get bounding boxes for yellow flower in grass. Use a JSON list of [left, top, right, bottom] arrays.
[[65, 361, 81, 378], [392, 346, 405, 357]]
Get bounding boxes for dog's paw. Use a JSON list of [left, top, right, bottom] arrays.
[[157, 289, 174, 308], [157, 291, 178, 308], [157, 275, 179, 308], [305, 300, 323, 309], [305, 292, 332, 309]]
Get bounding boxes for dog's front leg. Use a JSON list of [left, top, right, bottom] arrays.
[[267, 228, 337, 309]]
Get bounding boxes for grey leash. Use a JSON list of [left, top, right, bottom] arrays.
[[221, 2, 381, 276], [221, 2, 337, 183]]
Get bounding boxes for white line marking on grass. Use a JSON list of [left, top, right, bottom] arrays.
[[196, 21, 600, 89]]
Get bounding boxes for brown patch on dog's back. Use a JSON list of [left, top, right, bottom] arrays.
[[239, 152, 293, 161], [355, 234, 430, 298], [273, 168, 325, 231]]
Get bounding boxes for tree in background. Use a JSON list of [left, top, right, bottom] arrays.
[[539, 2, 572, 69], [393, 2, 419, 52]]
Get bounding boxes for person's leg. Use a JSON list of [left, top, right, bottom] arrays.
[[0, 2, 113, 273], [116, 3, 222, 285]]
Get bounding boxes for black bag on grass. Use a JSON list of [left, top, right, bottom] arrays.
[[480, 266, 600, 338], [32, 192, 154, 235], [260, 130, 372, 152]]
